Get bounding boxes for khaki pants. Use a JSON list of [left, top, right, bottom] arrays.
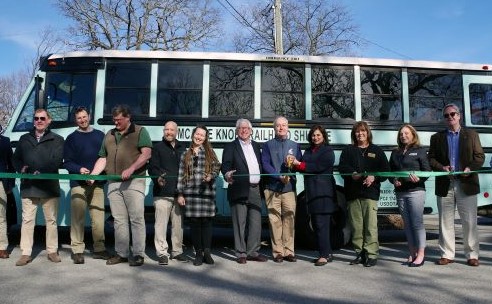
[[264, 189, 296, 257], [108, 179, 146, 258], [20, 197, 59, 256], [437, 180, 479, 260], [154, 196, 184, 258], [0, 183, 7, 250], [70, 185, 106, 254]]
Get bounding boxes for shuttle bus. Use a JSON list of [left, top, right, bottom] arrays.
[[4, 50, 492, 246]]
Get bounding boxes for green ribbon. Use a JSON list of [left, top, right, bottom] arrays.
[[0, 169, 489, 181]]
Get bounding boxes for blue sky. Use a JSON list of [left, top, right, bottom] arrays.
[[1, 0, 491, 76]]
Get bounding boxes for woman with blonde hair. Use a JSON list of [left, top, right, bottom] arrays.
[[389, 124, 431, 267], [177, 125, 220, 266]]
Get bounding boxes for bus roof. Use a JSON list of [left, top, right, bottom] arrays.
[[47, 50, 492, 72]]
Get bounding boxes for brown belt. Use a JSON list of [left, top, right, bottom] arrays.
[[250, 183, 259, 188]]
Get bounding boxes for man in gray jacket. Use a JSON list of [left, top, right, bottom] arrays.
[[12, 109, 64, 266]]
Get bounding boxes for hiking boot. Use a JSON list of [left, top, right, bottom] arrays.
[[71, 253, 85, 264], [158, 255, 169, 265], [203, 249, 214, 265], [172, 253, 189, 263], [106, 255, 128, 265]]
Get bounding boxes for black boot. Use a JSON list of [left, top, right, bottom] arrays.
[[350, 249, 367, 265], [193, 250, 203, 266], [203, 249, 214, 265]]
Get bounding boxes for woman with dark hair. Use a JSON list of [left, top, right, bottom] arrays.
[[177, 125, 221, 266], [390, 124, 431, 267], [289, 125, 337, 266], [338, 121, 389, 267]]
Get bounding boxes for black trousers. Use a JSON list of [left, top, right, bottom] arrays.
[[189, 217, 213, 252], [312, 213, 332, 258]]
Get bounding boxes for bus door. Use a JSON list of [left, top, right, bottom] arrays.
[[463, 74, 492, 126], [462, 74, 492, 213]]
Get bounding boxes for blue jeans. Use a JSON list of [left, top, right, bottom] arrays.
[[396, 190, 426, 250]]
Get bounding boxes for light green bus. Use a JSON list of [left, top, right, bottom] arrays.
[[4, 50, 492, 247]]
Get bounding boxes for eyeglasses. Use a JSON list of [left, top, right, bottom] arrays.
[[443, 112, 458, 119], [34, 116, 47, 121]]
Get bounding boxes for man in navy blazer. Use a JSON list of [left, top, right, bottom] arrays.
[[221, 119, 267, 264]]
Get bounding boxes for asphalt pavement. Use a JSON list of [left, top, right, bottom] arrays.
[[1, 214, 492, 304]]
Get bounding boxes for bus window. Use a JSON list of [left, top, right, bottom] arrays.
[[209, 62, 254, 117], [408, 70, 463, 123], [157, 61, 202, 117], [469, 83, 492, 125], [105, 61, 151, 116], [45, 73, 96, 125], [360, 68, 402, 122], [13, 87, 36, 132], [312, 65, 354, 119], [261, 63, 305, 119]]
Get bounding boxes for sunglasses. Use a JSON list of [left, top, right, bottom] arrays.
[[34, 116, 47, 121], [443, 112, 458, 119]]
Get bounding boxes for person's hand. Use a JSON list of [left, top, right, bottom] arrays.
[[225, 170, 236, 184], [394, 179, 402, 187], [203, 173, 212, 183], [177, 196, 185, 206], [80, 167, 90, 174], [121, 167, 135, 181], [442, 165, 452, 172], [157, 176, 166, 187], [363, 175, 375, 187], [409, 173, 420, 183], [20, 166, 28, 173], [462, 167, 471, 177], [280, 175, 290, 184], [285, 155, 296, 167]]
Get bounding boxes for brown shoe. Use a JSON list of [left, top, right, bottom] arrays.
[[284, 254, 297, 262], [236, 257, 247, 264], [48, 252, 61, 263], [247, 254, 268, 262], [16, 255, 32, 266], [106, 255, 128, 265], [467, 259, 479, 267], [273, 255, 283, 263], [435, 258, 454, 265], [0, 250, 9, 259], [71, 253, 85, 264]]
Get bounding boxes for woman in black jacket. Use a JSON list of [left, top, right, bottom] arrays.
[[289, 125, 336, 266], [389, 124, 431, 267]]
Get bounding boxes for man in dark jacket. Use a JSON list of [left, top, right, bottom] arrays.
[[221, 118, 267, 264], [12, 109, 64, 266], [429, 103, 484, 267], [0, 132, 15, 259], [148, 121, 188, 265]]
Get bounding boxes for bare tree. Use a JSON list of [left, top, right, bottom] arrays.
[[55, 0, 223, 51], [0, 69, 30, 130], [0, 26, 65, 131], [233, 0, 363, 56]]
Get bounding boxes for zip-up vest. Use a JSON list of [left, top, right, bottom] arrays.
[[104, 124, 146, 176]]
